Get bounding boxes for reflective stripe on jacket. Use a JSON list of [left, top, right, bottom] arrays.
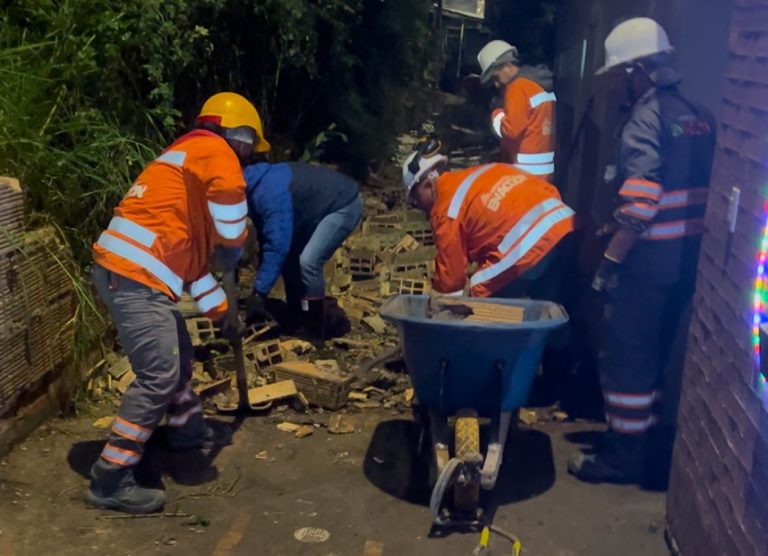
[[92, 130, 246, 320], [492, 75, 556, 182], [430, 163, 575, 297], [612, 69, 716, 283]]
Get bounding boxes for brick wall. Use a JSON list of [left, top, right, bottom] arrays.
[[667, 1, 768, 553]]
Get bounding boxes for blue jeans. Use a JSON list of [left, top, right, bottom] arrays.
[[283, 195, 363, 302]]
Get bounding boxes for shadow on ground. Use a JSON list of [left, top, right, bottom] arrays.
[[67, 435, 221, 490], [363, 419, 556, 511]]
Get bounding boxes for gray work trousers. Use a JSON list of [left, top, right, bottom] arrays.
[[90, 264, 204, 479]]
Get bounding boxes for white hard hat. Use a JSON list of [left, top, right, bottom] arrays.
[[596, 17, 673, 75], [477, 40, 519, 84], [402, 151, 448, 196]]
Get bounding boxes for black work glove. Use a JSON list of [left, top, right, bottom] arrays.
[[217, 314, 247, 343], [591, 256, 621, 293], [245, 292, 269, 325]]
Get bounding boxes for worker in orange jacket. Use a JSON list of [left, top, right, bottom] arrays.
[[86, 93, 269, 514], [477, 40, 556, 182], [403, 137, 575, 298]]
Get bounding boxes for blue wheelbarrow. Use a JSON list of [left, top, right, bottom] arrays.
[[380, 294, 568, 527]]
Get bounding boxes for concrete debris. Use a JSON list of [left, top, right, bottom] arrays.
[[362, 315, 388, 334], [518, 406, 571, 426], [315, 359, 341, 374], [331, 338, 371, 350], [116, 369, 137, 395], [353, 401, 381, 410], [81, 179, 422, 428], [246, 380, 299, 406], [519, 408, 538, 426], [105, 354, 132, 379], [194, 378, 231, 399], [186, 317, 216, 346], [272, 361, 353, 410], [276, 422, 314, 438], [91, 416, 114, 429], [328, 414, 356, 434], [279, 339, 314, 357]]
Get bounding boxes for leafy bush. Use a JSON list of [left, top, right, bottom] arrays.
[[0, 0, 438, 371], [0, 0, 438, 261]]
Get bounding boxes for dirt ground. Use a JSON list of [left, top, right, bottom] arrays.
[[0, 403, 667, 556]]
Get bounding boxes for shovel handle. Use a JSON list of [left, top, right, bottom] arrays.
[[221, 270, 249, 411]]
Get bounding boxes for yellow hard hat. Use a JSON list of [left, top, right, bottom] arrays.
[[196, 92, 271, 153]]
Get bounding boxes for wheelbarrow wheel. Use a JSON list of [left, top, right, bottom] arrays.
[[454, 411, 480, 513]]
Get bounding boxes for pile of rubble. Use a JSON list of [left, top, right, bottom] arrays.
[[86, 173, 429, 424]]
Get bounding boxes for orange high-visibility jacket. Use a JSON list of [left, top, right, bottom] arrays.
[[491, 77, 556, 182], [92, 130, 248, 320], [430, 163, 574, 298]]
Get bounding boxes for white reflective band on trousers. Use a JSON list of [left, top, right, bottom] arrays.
[[447, 164, 495, 219], [470, 202, 574, 287], [514, 151, 555, 176], [604, 391, 657, 409], [208, 199, 248, 240], [606, 414, 657, 433], [97, 218, 184, 297], [641, 218, 705, 240], [657, 188, 708, 208]]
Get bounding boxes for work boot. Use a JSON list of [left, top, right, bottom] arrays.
[[323, 297, 350, 338], [166, 421, 233, 451], [301, 298, 326, 340], [567, 431, 644, 484], [85, 463, 165, 514]]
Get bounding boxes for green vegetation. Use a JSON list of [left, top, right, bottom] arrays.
[[0, 0, 438, 263]]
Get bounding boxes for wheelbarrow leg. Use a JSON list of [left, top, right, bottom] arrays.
[[481, 410, 513, 490], [429, 408, 450, 475]]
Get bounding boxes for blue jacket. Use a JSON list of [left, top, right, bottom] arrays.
[[244, 162, 360, 295], [244, 163, 294, 295]]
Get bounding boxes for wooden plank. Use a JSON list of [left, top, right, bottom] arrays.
[[463, 301, 525, 324], [246, 380, 298, 405], [194, 377, 232, 399]]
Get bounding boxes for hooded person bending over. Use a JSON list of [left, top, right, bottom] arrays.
[[243, 162, 362, 339]]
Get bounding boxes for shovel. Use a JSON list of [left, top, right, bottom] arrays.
[[220, 269, 260, 413]]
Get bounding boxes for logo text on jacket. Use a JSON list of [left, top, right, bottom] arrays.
[[481, 175, 527, 212], [124, 183, 147, 199]]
